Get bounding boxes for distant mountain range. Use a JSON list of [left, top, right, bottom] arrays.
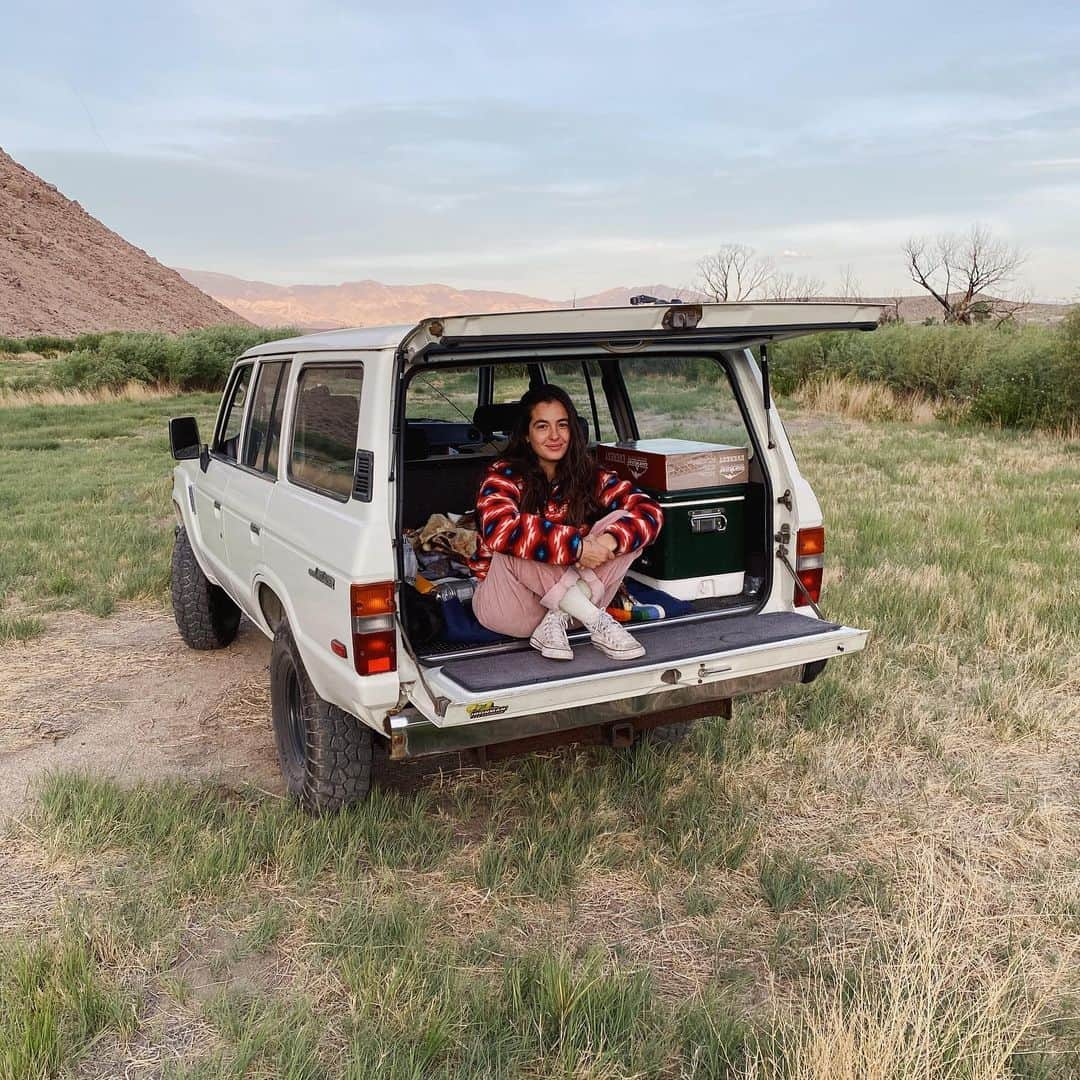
[[176, 268, 1073, 331], [174, 269, 702, 329]]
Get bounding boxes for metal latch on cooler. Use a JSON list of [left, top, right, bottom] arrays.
[[689, 508, 728, 534]]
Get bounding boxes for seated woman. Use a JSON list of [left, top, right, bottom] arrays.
[[470, 385, 663, 661]]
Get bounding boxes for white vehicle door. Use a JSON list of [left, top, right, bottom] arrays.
[[195, 361, 254, 581], [221, 358, 292, 616]]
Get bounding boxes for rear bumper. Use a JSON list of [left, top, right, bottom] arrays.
[[388, 661, 815, 760]]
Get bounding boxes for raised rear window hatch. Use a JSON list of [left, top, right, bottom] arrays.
[[403, 302, 885, 358]]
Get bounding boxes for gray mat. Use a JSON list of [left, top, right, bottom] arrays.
[[438, 611, 840, 693]]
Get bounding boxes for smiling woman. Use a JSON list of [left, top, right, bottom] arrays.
[[470, 385, 664, 661]]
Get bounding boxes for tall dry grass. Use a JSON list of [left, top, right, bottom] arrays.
[[793, 375, 945, 424], [0, 382, 183, 408], [741, 852, 1071, 1080]]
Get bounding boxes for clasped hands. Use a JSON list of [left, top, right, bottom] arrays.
[[577, 532, 618, 570]]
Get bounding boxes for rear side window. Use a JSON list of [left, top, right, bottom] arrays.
[[289, 365, 364, 500], [242, 360, 292, 476], [214, 363, 253, 460], [543, 358, 615, 442]]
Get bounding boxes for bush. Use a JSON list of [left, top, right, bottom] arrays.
[[770, 320, 1078, 430], [21, 334, 77, 356], [0, 335, 27, 354], [47, 324, 299, 392]]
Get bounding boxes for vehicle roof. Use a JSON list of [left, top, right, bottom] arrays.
[[238, 301, 884, 360]]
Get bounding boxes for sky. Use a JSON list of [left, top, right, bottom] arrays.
[[3, 0, 1079, 301]]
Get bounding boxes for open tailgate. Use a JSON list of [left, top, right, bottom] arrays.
[[400, 302, 883, 358], [408, 611, 868, 727]]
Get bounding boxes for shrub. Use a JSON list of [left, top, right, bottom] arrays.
[[770, 320, 1077, 430], [48, 324, 300, 393], [0, 335, 27, 354], [21, 334, 77, 356]]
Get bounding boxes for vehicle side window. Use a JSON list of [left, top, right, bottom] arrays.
[[490, 360, 613, 442], [241, 360, 291, 476], [289, 364, 364, 500], [214, 363, 253, 460], [543, 359, 615, 442]]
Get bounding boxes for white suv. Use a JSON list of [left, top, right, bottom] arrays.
[[169, 303, 878, 812]]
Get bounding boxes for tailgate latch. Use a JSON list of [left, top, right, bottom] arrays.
[[774, 522, 791, 557]]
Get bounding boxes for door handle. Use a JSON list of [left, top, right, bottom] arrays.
[[697, 663, 733, 678]]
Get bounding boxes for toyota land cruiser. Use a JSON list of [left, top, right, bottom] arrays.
[[168, 303, 879, 812]]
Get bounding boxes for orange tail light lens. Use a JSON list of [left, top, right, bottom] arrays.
[[795, 528, 825, 607], [350, 582, 397, 675], [797, 526, 825, 558], [351, 581, 396, 617]]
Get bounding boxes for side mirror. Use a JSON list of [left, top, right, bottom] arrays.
[[169, 416, 202, 461]]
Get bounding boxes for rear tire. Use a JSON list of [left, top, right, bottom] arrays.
[[170, 526, 242, 650], [269, 621, 373, 814]]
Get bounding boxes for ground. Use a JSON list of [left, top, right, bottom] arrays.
[[0, 386, 1077, 1079], [0, 610, 279, 822]]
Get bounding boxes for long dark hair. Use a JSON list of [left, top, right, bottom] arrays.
[[504, 384, 600, 524]]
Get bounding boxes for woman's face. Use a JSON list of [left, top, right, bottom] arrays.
[[527, 399, 572, 471]]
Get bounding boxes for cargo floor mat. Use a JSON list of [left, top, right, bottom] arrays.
[[434, 611, 839, 693]]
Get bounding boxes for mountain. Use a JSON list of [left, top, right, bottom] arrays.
[[174, 270, 557, 329], [175, 270, 702, 329], [0, 148, 249, 336]]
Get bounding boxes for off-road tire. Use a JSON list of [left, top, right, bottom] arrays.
[[269, 621, 373, 814], [170, 526, 242, 650]]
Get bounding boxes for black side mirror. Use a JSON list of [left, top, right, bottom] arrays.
[[169, 416, 202, 461]]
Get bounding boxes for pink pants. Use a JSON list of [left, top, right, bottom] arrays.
[[472, 510, 638, 638]]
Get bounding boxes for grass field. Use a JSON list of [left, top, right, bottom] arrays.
[[1, 380, 1078, 1077]]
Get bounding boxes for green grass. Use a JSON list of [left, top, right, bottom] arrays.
[[0, 919, 138, 1080], [0, 394, 219, 626], [3, 383, 1078, 1074]]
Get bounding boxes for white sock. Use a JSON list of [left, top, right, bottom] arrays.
[[557, 579, 603, 630]]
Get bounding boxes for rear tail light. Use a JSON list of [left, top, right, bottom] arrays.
[[350, 582, 397, 676], [794, 527, 825, 607]]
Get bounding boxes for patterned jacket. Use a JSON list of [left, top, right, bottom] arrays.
[[469, 459, 664, 580]]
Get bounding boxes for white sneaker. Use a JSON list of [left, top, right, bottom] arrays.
[[588, 612, 646, 661], [530, 610, 574, 660]]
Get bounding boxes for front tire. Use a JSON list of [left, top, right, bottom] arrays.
[[170, 526, 241, 649], [269, 622, 373, 814]]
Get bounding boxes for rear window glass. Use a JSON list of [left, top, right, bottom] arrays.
[[619, 355, 747, 446], [289, 365, 364, 499], [542, 359, 614, 442]]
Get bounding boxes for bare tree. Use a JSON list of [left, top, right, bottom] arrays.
[[697, 244, 774, 302], [837, 263, 863, 300], [904, 224, 1026, 325], [765, 272, 824, 302]]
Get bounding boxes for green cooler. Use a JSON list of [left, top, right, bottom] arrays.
[[631, 484, 747, 601]]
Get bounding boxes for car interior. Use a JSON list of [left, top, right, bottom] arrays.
[[396, 354, 776, 670]]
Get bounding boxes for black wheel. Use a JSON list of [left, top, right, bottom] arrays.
[[269, 621, 373, 814], [170, 526, 242, 650]]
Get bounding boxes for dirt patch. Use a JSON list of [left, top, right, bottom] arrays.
[[0, 608, 282, 821]]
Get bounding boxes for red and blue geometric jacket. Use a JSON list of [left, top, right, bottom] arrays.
[[469, 459, 664, 581]]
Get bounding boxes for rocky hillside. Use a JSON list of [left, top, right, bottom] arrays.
[[0, 148, 249, 335]]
